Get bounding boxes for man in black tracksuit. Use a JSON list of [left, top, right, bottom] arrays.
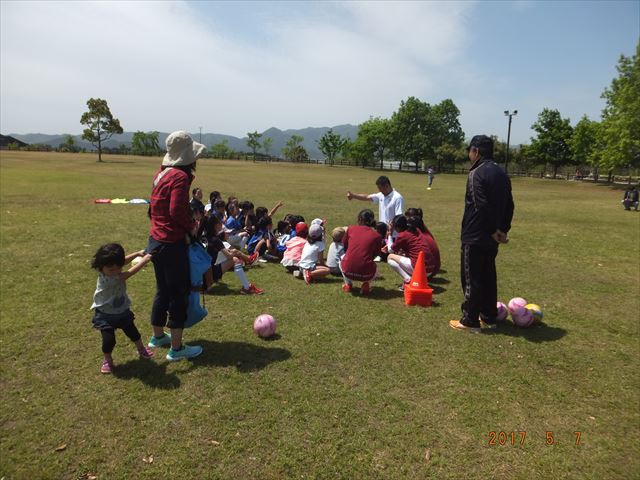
[[450, 135, 514, 333]]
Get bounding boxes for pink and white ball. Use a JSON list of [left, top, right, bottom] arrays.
[[496, 302, 509, 321], [511, 306, 534, 328], [508, 297, 528, 314], [253, 314, 276, 338]]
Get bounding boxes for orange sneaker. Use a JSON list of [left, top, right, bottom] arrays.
[[342, 283, 352, 293]]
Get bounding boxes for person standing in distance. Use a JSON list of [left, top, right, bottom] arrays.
[[146, 131, 206, 360], [449, 135, 514, 333]]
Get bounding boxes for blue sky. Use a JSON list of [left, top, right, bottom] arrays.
[[1, 0, 638, 145]]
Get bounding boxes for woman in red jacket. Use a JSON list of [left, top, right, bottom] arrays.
[[387, 214, 436, 290], [146, 131, 205, 361]]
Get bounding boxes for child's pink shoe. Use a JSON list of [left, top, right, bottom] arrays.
[[138, 346, 155, 358], [100, 359, 113, 374]]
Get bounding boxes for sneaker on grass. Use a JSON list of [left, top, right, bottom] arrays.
[[240, 283, 264, 295], [448, 320, 481, 334], [342, 283, 352, 293], [100, 359, 113, 374], [247, 252, 259, 266], [166, 344, 203, 362], [302, 269, 312, 284], [138, 346, 155, 358], [148, 332, 171, 348]]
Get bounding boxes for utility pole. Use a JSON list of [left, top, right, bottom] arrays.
[[199, 126, 202, 143], [503, 110, 517, 173]]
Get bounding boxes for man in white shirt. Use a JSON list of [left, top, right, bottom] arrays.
[[346, 176, 404, 226]]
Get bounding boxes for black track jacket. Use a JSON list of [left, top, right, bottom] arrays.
[[461, 157, 514, 246]]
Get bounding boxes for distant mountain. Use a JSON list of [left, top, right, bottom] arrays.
[[7, 125, 360, 159], [0, 134, 28, 148]]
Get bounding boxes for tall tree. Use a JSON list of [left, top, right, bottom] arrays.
[[317, 129, 347, 166], [390, 97, 433, 171], [351, 117, 392, 169], [80, 98, 123, 162], [599, 41, 640, 176], [432, 99, 465, 148], [246, 131, 262, 161], [262, 137, 273, 160], [570, 115, 602, 181], [282, 134, 304, 161], [529, 108, 574, 178]]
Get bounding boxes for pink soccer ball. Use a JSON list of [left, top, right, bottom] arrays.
[[512, 306, 534, 328], [253, 314, 276, 338], [496, 302, 509, 321], [508, 297, 528, 314]]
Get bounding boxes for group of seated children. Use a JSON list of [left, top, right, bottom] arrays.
[[189, 187, 441, 296]]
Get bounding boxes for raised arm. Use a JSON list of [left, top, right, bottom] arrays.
[[268, 200, 284, 218], [347, 191, 372, 202]]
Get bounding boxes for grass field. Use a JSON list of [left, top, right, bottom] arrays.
[[1, 151, 639, 479]]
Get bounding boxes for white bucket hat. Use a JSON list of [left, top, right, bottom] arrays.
[[162, 130, 206, 167]]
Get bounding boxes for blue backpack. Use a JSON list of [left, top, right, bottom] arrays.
[[185, 241, 212, 328]]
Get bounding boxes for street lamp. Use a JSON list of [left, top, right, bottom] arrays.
[[504, 110, 517, 174]]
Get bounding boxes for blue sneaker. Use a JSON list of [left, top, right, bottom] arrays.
[[148, 333, 171, 348], [166, 344, 203, 362]]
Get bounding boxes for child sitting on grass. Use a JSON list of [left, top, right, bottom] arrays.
[[90, 243, 154, 374], [299, 223, 331, 284], [203, 215, 263, 295], [326, 226, 346, 275], [247, 216, 279, 261], [281, 222, 308, 273]]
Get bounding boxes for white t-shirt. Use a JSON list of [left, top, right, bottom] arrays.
[[369, 189, 405, 224], [326, 242, 345, 269], [298, 241, 325, 270]]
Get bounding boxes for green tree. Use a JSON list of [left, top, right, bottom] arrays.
[[570, 115, 602, 181], [351, 117, 392, 169], [80, 98, 123, 162], [435, 143, 466, 172], [599, 41, 640, 176], [59, 134, 78, 153], [7, 142, 20, 151], [131, 131, 160, 156], [529, 108, 574, 178], [432, 99, 465, 149], [390, 97, 433, 171], [317, 129, 348, 166], [262, 137, 273, 159], [211, 139, 234, 159], [246, 131, 262, 161], [282, 135, 304, 161]]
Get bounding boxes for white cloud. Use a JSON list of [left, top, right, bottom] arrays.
[[1, 0, 475, 136]]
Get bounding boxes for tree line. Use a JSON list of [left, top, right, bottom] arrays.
[[58, 41, 638, 180]]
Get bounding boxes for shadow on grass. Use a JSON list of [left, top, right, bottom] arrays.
[[483, 322, 567, 343], [186, 339, 292, 372], [112, 358, 181, 390], [429, 276, 450, 285]]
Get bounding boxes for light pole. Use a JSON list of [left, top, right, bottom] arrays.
[[199, 126, 202, 143], [504, 110, 517, 173]]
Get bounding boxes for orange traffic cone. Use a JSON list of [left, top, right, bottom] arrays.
[[404, 251, 433, 307]]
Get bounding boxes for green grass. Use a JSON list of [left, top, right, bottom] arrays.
[[1, 151, 639, 479]]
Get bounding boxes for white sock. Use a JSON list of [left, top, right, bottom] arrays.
[[234, 264, 250, 289], [387, 258, 411, 282]]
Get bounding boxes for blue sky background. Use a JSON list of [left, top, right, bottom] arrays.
[[1, 0, 638, 145]]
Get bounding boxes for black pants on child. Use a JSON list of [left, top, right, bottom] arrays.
[[460, 243, 499, 328], [93, 309, 141, 353]]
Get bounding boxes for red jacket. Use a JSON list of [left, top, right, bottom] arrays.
[[341, 225, 383, 281], [149, 167, 195, 243]]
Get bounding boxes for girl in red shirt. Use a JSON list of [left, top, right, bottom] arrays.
[[387, 214, 433, 290], [339, 209, 385, 295]]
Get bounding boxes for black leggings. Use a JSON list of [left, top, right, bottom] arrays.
[[100, 323, 141, 354]]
